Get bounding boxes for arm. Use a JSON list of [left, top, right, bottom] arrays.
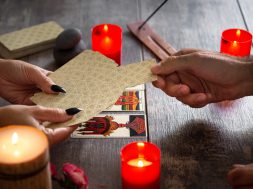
[[151, 49, 253, 107]]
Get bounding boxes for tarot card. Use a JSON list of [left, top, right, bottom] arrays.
[[71, 113, 147, 138], [125, 84, 145, 91], [105, 90, 146, 111]]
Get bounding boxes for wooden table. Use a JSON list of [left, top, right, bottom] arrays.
[[1, 0, 253, 188]]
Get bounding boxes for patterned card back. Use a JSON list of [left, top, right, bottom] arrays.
[[31, 50, 156, 128]]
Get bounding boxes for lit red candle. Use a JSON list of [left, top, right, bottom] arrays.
[[220, 28, 252, 57], [121, 141, 160, 189], [92, 24, 122, 65]]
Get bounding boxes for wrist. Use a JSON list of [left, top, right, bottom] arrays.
[[238, 62, 253, 97]]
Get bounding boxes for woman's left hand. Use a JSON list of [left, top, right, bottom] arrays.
[[0, 59, 64, 105]]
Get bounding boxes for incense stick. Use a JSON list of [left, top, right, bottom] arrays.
[[138, 0, 168, 30]]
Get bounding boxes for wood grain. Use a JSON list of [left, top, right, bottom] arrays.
[[140, 0, 253, 188], [1, 0, 253, 188]]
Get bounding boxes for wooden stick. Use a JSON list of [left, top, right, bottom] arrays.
[[127, 21, 177, 60]]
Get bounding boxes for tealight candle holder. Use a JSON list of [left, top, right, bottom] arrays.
[[92, 23, 122, 65], [121, 141, 160, 189], [220, 28, 252, 57], [0, 125, 51, 189]]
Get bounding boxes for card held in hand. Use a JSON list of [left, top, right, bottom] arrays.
[[31, 50, 157, 128]]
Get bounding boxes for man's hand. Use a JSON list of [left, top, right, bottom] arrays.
[[151, 49, 253, 108]]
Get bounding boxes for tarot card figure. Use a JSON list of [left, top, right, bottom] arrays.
[[76, 115, 146, 137]]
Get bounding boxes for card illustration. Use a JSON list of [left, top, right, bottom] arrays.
[[106, 91, 145, 111], [71, 114, 147, 138]]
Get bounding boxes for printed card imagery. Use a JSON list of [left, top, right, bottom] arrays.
[[71, 114, 147, 138], [106, 90, 145, 111], [31, 50, 156, 128]]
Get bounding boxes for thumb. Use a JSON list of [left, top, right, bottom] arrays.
[[43, 124, 79, 146], [151, 56, 188, 75]]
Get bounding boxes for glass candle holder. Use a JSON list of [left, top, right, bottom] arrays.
[[220, 28, 252, 57], [121, 141, 160, 189], [92, 23, 122, 65]]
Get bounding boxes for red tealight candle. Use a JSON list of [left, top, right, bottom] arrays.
[[121, 141, 160, 189], [92, 24, 122, 65], [220, 28, 252, 57]]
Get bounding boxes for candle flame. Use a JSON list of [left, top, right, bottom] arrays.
[[103, 24, 109, 32], [137, 160, 144, 167], [236, 29, 241, 36], [12, 132, 19, 145], [233, 40, 237, 46], [137, 142, 145, 147], [13, 150, 20, 157]]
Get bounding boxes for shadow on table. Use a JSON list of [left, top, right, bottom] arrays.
[[158, 120, 253, 189]]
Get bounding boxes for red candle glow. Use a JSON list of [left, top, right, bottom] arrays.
[[220, 28, 252, 56], [92, 24, 122, 65], [121, 141, 160, 189]]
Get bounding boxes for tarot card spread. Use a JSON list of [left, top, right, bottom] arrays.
[[31, 50, 156, 128]]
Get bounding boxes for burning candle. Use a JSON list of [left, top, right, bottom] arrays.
[[220, 28, 252, 56], [92, 23, 122, 65], [0, 125, 51, 189], [121, 141, 160, 189]]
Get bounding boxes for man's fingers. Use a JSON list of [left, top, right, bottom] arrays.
[[173, 48, 202, 56], [151, 55, 190, 75], [176, 93, 211, 108], [161, 75, 190, 97], [43, 125, 79, 145], [152, 76, 166, 89], [227, 165, 253, 187]]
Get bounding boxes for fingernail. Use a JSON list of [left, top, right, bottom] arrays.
[[65, 107, 83, 115], [51, 85, 66, 93]]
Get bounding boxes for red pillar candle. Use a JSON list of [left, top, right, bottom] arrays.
[[121, 141, 160, 189], [92, 24, 122, 65], [220, 28, 252, 56]]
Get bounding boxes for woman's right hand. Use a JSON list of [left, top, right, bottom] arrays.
[[0, 105, 82, 146]]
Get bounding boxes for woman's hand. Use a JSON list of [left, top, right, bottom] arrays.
[[151, 49, 253, 108], [0, 59, 65, 105], [0, 105, 82, 145], [227, 164, 253, 189]]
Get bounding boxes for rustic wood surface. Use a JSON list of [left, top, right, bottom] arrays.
[[0, 0, 253, 188]]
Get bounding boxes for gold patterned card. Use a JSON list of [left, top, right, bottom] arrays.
[[0, 21, 63, 58], [31, 50, 156, 128]]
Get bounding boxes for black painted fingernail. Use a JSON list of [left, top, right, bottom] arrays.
[[65, 107, 83, 115], [51, 85, 66, 93]]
